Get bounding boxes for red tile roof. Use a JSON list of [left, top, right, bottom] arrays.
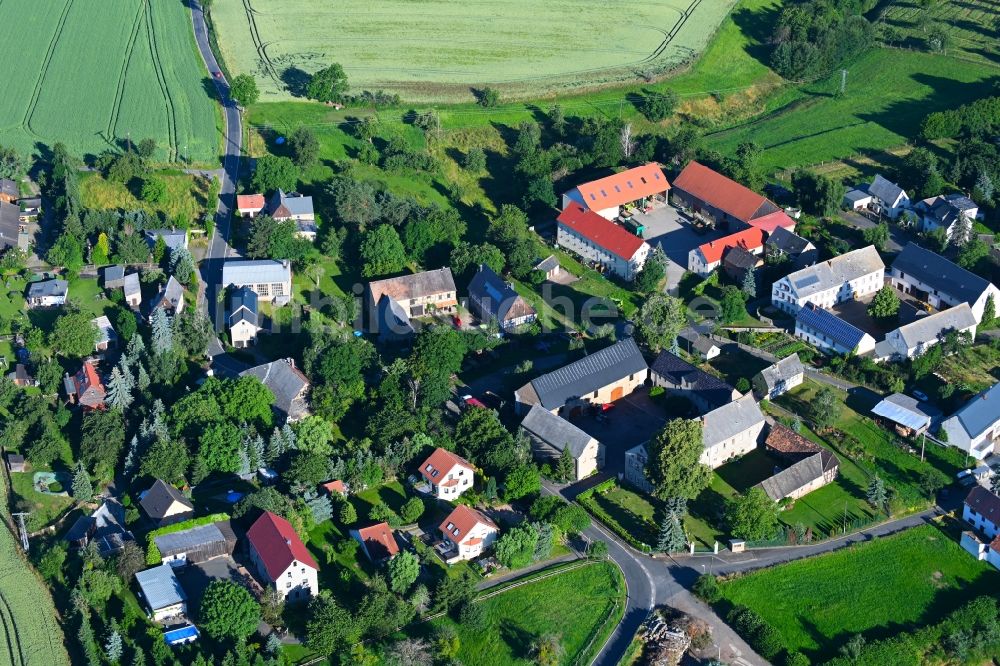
[[673, 161, 776, 223], [237, 194, 265, 210], [355, 522, 399, 560], [419, 447, 474, 485], [439, 505, 498, 545], [558, 204, 647, 261], [80, 360, 102, 390], [321, 480, 346, 495], [695, 227, 764, 265], [746, 210, 796, 234], [574, 163, 670, 211], [247, 511, 317, 581]]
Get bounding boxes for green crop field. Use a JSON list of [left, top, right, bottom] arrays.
[[718, 524, 1000, 660], [212, 0, 740, 102], [0, 0, 217, 163], [883, 0, 1000, 66]]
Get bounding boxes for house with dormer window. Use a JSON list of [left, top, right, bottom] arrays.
[[418, 448, 474, 500], [438, 505, 498, 563]]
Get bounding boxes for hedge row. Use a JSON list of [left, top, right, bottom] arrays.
[[145, 512, 230, 564]]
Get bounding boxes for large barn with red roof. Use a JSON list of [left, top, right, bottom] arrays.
[[562, 162, 670, 221], [246, 511, 319, 603], [556, 204, 651, 280], [672, 161, 795, 233]]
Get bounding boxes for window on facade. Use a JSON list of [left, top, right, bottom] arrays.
[[593, 390, 599, 398], [257, 283, 270, 297], [274, 283, 285, 296], [286, 581, 292, 589]]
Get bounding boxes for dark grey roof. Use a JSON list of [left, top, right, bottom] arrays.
[[65, 498, 130, 548], [892, 303, 976, 350], [872, 393, 940, 432], [766, 227, 813, 256], [154, 522, 227, 557], [536, 255, 559, 273], [228, 286, 259, 328], [0, 179, 17, 198], [950, 382, 1000, 439], [868, 174, 906, 205], [18, 197, 40, 210], [468, 264, 535, 324], [758, 452, 837, 501], [756, 354, 804, 390], [703, 395, 765, 448], [945, 193, 977, 211], [520, 404, 596, 458], [240, 359, 310, 420], [27, 279, 68, 298], [796, 303, 868, 351], [892, 242, 992, 306], [267, 189, 314, 218], [843, 189, 871, 203], [136, 564, 186, 610], [965, 485, 1000, 525], [103, 265, 126, 288], [723, 245, 758, 270], [528, 338, 647, 410], [140, 480, 193, 520], [678, 329, 718, 355], [650, 350, 736, 410], [123, 273, 141, 299], [0, 202, 19, 249]]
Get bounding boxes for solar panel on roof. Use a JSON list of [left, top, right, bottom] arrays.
[[794, 274, 820, 288]]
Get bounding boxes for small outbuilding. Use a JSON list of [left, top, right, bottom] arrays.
[[6, 453, 25, 473], [135, 564, 187, 622], [871, 393, 941, 437], [154, 521, 237, 567]]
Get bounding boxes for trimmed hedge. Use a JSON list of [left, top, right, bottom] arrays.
[[727, 605, 784, 661], [577, 481, 652, 553]]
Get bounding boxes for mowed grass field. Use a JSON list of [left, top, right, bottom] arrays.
[[718, 524, 1000, 660], [212, 0, 740, 101], [0, 0, 217, 163]]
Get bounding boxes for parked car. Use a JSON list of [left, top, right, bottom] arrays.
[[913, 389, 929, 401]]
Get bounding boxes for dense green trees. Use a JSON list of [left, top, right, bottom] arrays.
[[636, 293, 685, 352], [360, 225, 407, 277], [792, 169, 842, 216], [200, 580, 261, 641], [726, 487, 779, 540], [868, 285, 901, 321], [646, 418, 711, 500], [229, 73, 260, 108], [251, 155, 299, 193], [306, 63, 350, 103]]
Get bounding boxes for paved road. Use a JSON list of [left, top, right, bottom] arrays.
[[189, 0, 248, 375]]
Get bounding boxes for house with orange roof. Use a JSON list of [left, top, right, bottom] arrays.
[[561, 163, 671, 221], [64, 360, 106, 409], [671, 161, 795, 233], [246, 511, 319, 602], [320, 480, 347, 496], [438, 505, 498, 563], [556, 204, 651, 280], [687, 227, 764, 277], [418, 447, 475, 500], [236, 194, 266, 218], [350, 522, 400, 562]]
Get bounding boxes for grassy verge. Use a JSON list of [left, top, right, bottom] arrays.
[[421, 560, 625, 666], [79, 170, 217, 223], [717, 522, 1000, 660]]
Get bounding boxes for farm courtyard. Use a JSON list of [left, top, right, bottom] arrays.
[[0, 0, 218, 162], [211, 0, 740, 101]]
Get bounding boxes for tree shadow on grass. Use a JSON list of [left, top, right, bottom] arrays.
[[729, 4, 783, 67], [498, 619, 537, 660], [280, 66, 311, 98]]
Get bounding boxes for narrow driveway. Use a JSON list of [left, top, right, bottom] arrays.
[[838, 210, 907, 253]]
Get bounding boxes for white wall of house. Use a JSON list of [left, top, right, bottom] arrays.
[[556, 223, 649, 280], [445, 523, 498, 561], [943, 416, 999, 460], [431, 465, 474, 500], [623, 444, 654, 494], [794, 320, 876, 356], [28, 294, 66, 307], [963, 502, 1000, 539], [699, 421, 764, 469], [772, 269, 884, 314], [230, 320, 259, 348], [149, 600, 186, 623], [883, 322, 977, 360], [753, 372, 803, 400], [272, 561, 319, 603], [687, 249, 718, 277]]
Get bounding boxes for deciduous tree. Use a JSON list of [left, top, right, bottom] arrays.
[[306, 63, 349, 103], [230, 74, 260, 108], [200, 580, 260, 642], [646, 418, 711, 500], [726, 487, 779, 540]]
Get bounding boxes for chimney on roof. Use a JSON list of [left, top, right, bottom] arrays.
[[285, 538, 292, 546], [282, 259, 290, 269]]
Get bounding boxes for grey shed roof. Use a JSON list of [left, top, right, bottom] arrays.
[[649, 350, 737, 411], [891, 242, 992, 306], [844, 189, 871, 204], [679, 329, 718, 355], [758, 452, 835, 501], [702, 394, 765, 448], [65, 498, 129, 544], [783, 246, 883, 300], [892, 303, 976, 350], [135, 564, 186, 610], [103, 265, 126, 288], [528, 338, 647, 410], [145, 229, 187, 251], [536, 255, 560, 273], [796, 303, 868, 351], [152, 276, 184, 311], [468, 264, 535, 323], [950, 382, 1000, 439], [766, 227, 813, 256], [27, 279, 68, 298], [222, 259, 291, 287], [756, 354, 804, 391], [872, 393, 940, 432], [154, 522, 227, 557], [140, 480, 193, 519], [723, 245, 759, 270], [268, 189, 314, 217], [520, 404, 596, 458], [0, 178, 17, 198], [240, 358, 310, 420], [868, 174, 906, 204], [92, 316, 117, 346]]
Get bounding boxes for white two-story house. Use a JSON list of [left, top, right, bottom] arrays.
[[438, 505, 499, 563], [941, 382, 1000, 460], [889, 242, 1000, 325], [772, 245, 884, 314], [418, 448, 475, 500], [247, 511, 319, 603]]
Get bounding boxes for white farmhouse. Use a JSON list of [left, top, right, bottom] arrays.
[[247, 511, 319, 603], [941, 382, 1000, 460], [556, 204, 650, 280], [878, 303, 977, 361], [772, 245, 884, 314], [889, 242, 1000, 324], [700, 394, 766, 469]]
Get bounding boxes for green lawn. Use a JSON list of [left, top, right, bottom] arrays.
[[79, 170, 217, 223], [9, 470, 74, 531], [421, 561, 626, 666], [703, 48, 1000, 174], [590, 484, 661, 547], [349, 480, 410, 520], [718, 523, 1000, 660]]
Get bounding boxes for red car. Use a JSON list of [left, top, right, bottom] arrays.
[[214, 71, 223, 79], [600, 403, 616, 412], [452, 315, 463, 328]]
